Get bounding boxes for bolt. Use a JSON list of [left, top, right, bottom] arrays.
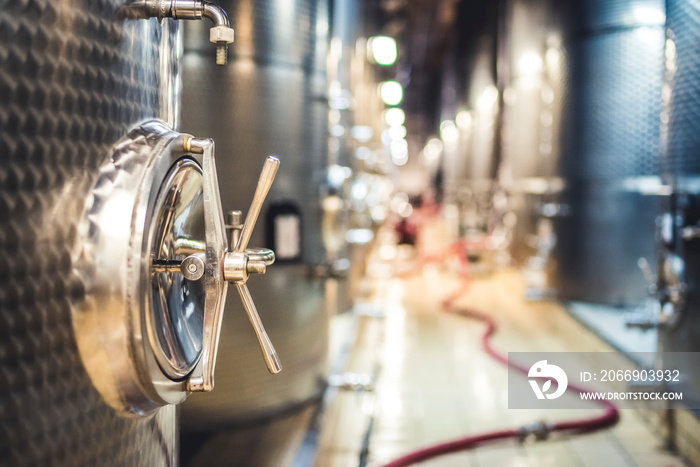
[[246, 261, 266, 275], [227, 210, 242, 226], [181, 254, 205, 281]]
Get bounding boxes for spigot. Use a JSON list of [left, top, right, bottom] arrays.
[[182, 137, 281, 392], [625, 255, 686, 330], [128, 1, 234, 65]]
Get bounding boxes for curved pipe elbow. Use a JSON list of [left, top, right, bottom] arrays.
[[202, 1, 230, 28]]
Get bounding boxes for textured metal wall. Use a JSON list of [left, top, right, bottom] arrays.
[[661, 0, 700, 355], [180, 0, 329, 428], [0, 1, 180, 465], [664, 0, 700, 178], [548, 0, 664, 305]]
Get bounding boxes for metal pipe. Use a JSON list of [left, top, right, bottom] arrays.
[[201, 1, 233, 65], [126, 0, 233, 65], [202, 1, 229, 27]]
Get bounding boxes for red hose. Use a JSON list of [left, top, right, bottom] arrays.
[[383, 241, 619, 467]]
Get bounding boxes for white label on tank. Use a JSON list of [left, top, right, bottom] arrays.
[[275, 214, 301, 259]]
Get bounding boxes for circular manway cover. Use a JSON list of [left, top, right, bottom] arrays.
[[149, 158, 207, 380]]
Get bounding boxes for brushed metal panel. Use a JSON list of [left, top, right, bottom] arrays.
[[180, 0, 329, 427]]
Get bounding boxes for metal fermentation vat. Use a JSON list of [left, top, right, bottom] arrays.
[[548, 0, 665, 305], [440, 2, 499, 242], [500, 0, 563, 266], [659, 0, 700, 355], [180, 0, 330, 428], [0, 1, 180, 464]]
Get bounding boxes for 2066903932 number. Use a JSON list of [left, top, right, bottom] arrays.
[[599, 369, 681, 382]]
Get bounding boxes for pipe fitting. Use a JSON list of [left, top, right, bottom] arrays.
[[130, 0, 234, 65], [516, 421, 552, 442]]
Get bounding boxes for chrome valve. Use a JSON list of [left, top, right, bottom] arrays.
[[186, 140, 282, 392]]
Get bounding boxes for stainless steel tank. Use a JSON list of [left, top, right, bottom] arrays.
[[180, 0, 330, 428], [441, 2, 499, 241], [659, 0, 700, 355], [0, 1, 181, 464], [500, 0, 563, 266], [547, 0, 665, 305]]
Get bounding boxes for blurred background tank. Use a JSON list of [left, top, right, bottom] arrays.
[[320, 0, 363, 317], [0, 1, 180, 464], [658, 0, 700, 389], [439, 2, 501, 268], [547, 0, 665, 306], [500, 0, 564, 269], [179, 0, 330, 444]]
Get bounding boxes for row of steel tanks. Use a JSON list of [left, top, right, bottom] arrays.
[[441, 0, 700, 456], [441, 0, 665, 304], [0, 0, 376, 464]]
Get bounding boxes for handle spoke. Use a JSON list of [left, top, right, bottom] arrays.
[[235, 156, 280, 252], [236, 283, 282, 374]]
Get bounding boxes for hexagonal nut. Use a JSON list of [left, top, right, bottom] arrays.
[[210, 26, 234, 44]]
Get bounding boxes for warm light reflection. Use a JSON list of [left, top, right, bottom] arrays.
[[379, 81, 403, 106], [545, 47, 560, 70], [384, 107, 406, 127], [390, 138, 409, 166], [456, 111, 472, 129], [345, 228, 374, 245], [440, 120, 459, 143], [477, 85, 499, 112], [387, 125, 407, 140], [351, 126, 373, 142], [327, 165, 352, 188], [518, 52, 543, 75], [422, 138, 443, 162], [368, 36, 398, 66]]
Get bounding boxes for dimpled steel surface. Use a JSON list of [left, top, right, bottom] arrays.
[[665, 0, 700, 176], [548, 0, 664, 305], [662, 2, 700, 373], [0, 1, 179, 465]]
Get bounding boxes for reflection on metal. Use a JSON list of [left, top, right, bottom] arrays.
[[220, 155, 282, 377], [75, 122, 196, 415], [74, 122, 281, 416], [327, 373, 375, 392], [125, 0, 234, 65], [624, 255, 686, 330], [0, 2, 181, 462], [498, 0, 564, 267], [659, 1, 700, 402], [150, 158, 207, 381], [548, 0, 665, 305], [439, 2, 499, 250], [180, 0, 330, 429]]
